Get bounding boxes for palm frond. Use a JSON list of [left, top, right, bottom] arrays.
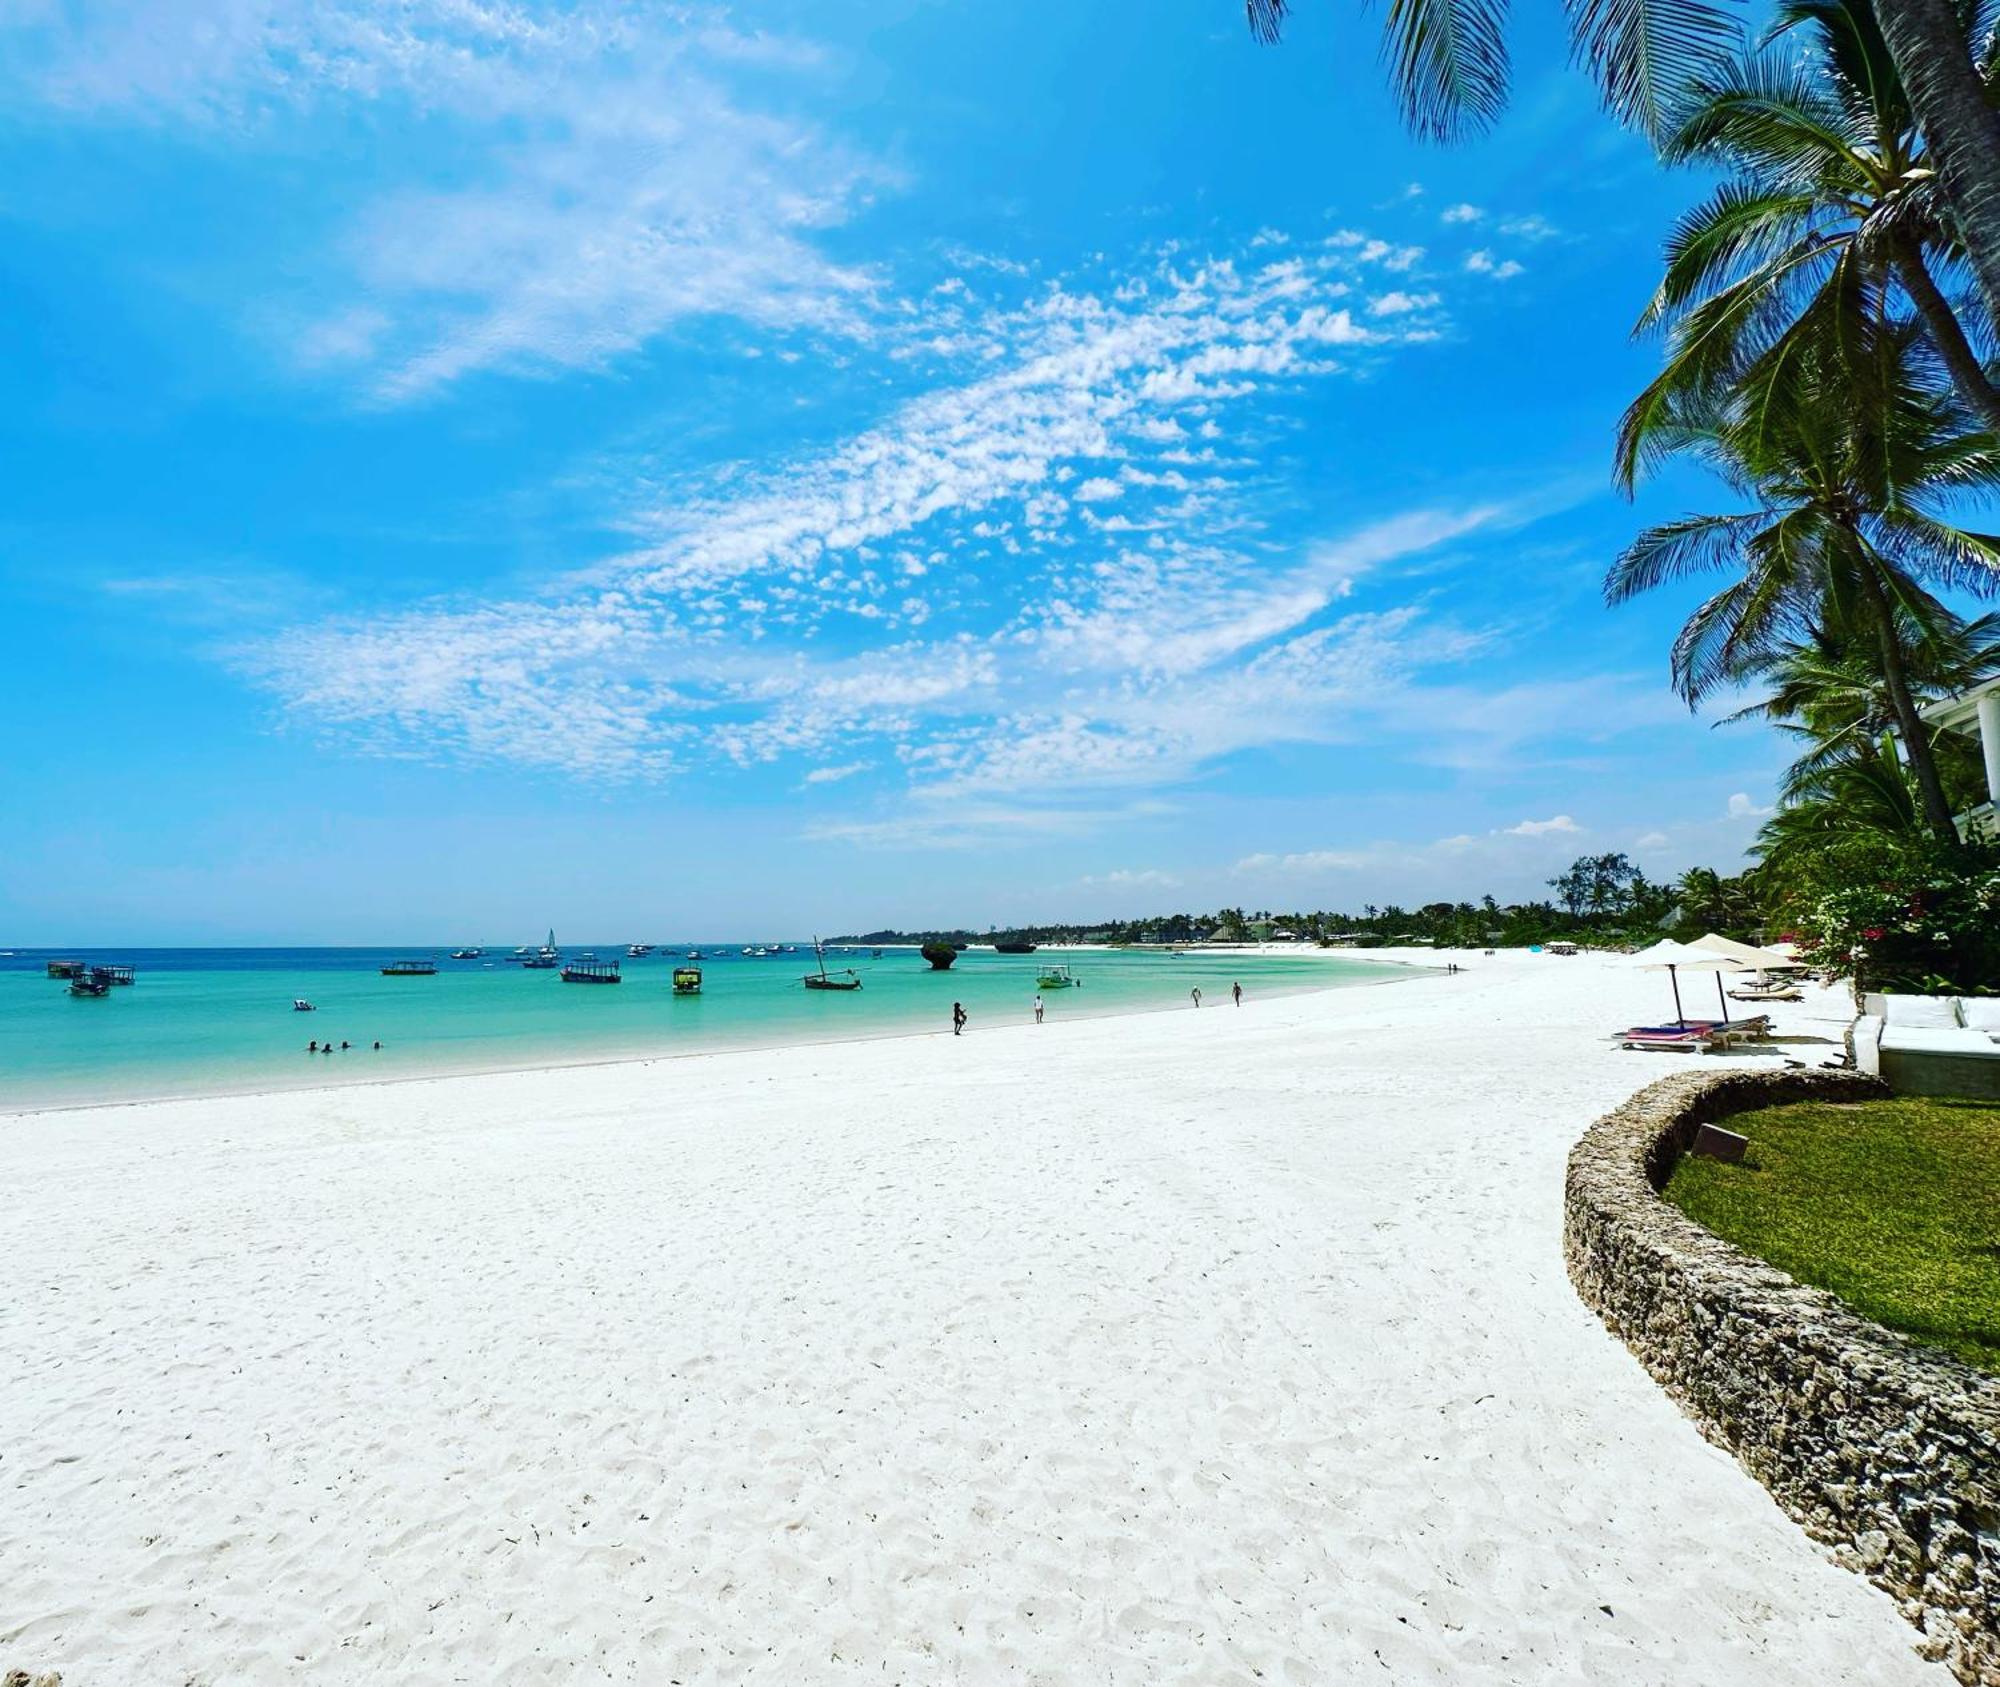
[[1564, 0, 1741, 139], [1379, 0, 1514, 141], [1606, 510, 1766, 602], [1661, 59, 1868, 179], [1245, 0, 1290, 44], [1640, 183, 1827, 325]]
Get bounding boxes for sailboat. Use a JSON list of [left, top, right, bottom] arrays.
[[521, 927, 560, 969], [802, 937, 862, 992]]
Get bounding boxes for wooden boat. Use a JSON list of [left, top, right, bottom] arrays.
[[802, 938, 862, 992], [47, 959, 85, 979], [68, 972, 111, 997], [94, 964, 135, 986], [672, 966, 703, 996], [293, 998, 316, 1012], [562, 959, 622, 984], [1036, 964, 1079, 989], [381, 959, 437, 976]]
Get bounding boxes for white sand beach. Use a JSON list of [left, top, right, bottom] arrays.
[[0, 952, 1945, 1684]]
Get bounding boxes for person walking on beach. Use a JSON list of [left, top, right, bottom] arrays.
[[952, 1001, 967, 1037], [1033, 994, 1044, 1023], [1190, 986, 1202, 1008], [1232, 980, 1242, 1007]]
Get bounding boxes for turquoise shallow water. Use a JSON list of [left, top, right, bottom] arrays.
[[0, 945, 1412, 1111]]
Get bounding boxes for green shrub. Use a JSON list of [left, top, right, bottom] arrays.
[[1777, 834, 2000, 994]]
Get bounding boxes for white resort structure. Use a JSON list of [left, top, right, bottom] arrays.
[[1924, 674, 2000, 840]]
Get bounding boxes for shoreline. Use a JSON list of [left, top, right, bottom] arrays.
[[0, 955, 1428, 1121]]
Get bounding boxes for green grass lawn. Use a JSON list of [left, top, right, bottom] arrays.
[[1663, 1097, 2000, 1373]]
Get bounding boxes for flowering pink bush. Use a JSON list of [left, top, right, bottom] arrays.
[[1783, 836, 2000, 993]]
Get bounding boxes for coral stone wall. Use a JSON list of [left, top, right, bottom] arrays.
[[1564, 1068, 2000, 1686]]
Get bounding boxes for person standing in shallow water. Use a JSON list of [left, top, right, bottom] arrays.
[[1232, 981, 1242, 1007], [952, 1001, 967, 1036], [1190, 986, 1202, 1008], [1033, 994, 1044, 1024]]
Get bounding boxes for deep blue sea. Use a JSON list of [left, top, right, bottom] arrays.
[[0, 943, 1408, 1111]]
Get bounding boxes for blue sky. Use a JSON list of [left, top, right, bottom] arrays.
[[0, 0, 1796, 942]]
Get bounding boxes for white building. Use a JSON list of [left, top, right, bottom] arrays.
[[1920, 675, 2000, 841]]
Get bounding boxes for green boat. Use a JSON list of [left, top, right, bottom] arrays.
[[1036, 964, 1078, 989]]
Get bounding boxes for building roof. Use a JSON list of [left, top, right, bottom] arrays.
[[1920, 674, 2000, 733]]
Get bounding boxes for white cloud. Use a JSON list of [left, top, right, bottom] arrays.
[[1073, 477, 1125, 502], [1635, 830, 1670, 848], [1465, 251, 1525, 281], [1081, 868, 1182, 888], [1725, 792, 1774, 819], [8, 1, 888, 400], [241, 240, 1472, 780], [1441, 203, 1484, 224], [1498, 215, 1559, 242], [1234, 849, 1370, 874], [1502, 814, 1580, 836], [1368, 290, 1440, 317], [803, 760, 872, 785]]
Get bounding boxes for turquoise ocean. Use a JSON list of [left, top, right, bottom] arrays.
[[0, 944, 1413, 1112]]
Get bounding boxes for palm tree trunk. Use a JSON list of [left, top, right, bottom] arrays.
[[1874, 0, 2000, 334], [1855, 557, 1962, 839], [1893, 241, 2000, 432]]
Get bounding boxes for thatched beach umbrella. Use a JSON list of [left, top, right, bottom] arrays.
[[1626, 938, 1748, 1027]]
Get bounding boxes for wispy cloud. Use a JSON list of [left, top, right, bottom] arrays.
[[240, 238, 1476, 782], [1465, 250, 1525, 281], [6, 1, 888, 399], [1082, 867, 1182, 889], [1234, 849, 1369, 874], [199, 225, 1650, 844], [1502, 814, 1580, 836]]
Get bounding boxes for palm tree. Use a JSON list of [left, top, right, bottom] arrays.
[[1718, 610, 2000, 795], [1753, 735, 1929, 879], [1606, 319, 2000, 839], [1620, 0, 2000, 455], [1242, 0, 2000, 353]]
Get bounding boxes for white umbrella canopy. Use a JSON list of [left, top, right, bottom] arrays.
[[1625, 939, 1745, 1025], [1690, 933, 1806, 971]]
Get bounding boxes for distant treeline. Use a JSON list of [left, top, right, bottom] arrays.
[[831, 856, 1765, 951]]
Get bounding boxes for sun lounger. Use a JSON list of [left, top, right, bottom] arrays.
[[1618, 1014, 1772, 1052], [1620, 1025, 1721, 1052]]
